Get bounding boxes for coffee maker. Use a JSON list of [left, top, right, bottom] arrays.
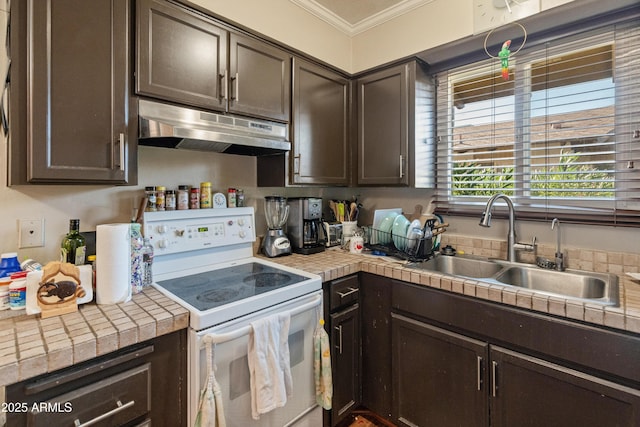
[[287, 198, 325, 255]]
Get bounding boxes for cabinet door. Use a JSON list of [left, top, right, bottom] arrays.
[[330, 303, 361, 427], [360, 273, 393, 420], [357, 64, 409, 185], [136, 0, 227, 111], [229, 33, 291, 122], [13, 0, 135, 184], [291, 58, 351, 185], [392, 313, 489, 427], [490, 346, 640, 427]]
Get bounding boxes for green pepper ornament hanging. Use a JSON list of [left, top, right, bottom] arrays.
[[499, 40, 512, 80], [483, 23, 527, 81]]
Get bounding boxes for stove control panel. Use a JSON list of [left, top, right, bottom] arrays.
[[142, 208, 256, 255]]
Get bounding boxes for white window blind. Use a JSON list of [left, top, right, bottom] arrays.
[[434, 20, 640, 225]]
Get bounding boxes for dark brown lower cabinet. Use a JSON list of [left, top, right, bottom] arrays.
[[331, 303, 361, 426], [392, 313, 488, 427], [491, 346, 640, 427], [363, 274, 640, 427], [7, 330, 187, 427], [391, 313, 640, 427]]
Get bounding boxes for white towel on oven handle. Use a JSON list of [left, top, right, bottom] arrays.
[[195, 339, 226, 427], [248, 312, 292, 420]]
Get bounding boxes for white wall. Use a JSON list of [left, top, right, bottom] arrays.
[[190, 0, 353, 72]]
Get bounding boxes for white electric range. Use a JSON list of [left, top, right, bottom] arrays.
[[143, 208, 323, 426]]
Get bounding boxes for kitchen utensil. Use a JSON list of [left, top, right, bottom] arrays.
[[262, 196, 291, 257], [392, 215, 410, 251], [372, 208, 403, 244], [349, 202, 358, 221], [405, 227, 424, 256], [409, 205, 423, 221], [377, 212, 398, 245]]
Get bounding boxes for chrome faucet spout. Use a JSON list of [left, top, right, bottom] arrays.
[[551, 218, 565, 271], [479, 193, 518, 262]]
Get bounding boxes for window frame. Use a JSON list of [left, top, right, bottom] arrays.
[[433, 21, 640, 226]]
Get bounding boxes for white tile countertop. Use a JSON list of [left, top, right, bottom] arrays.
[[1, 243, 638, 390]]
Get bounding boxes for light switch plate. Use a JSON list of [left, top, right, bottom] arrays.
[[19, 218, 45, 248]]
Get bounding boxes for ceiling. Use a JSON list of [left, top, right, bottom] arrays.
[[290, 0, 435, 35]]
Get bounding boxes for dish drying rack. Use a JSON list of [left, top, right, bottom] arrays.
[[362, 220, 447, 262]]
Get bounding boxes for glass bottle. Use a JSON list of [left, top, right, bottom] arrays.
[[61, 219, 86, 265], [165, 190, 176, 210], [156, 186, 166, 211], [200, 182, 212, 209], [144, 186, 157, 212], [130, 223, 144, 294], [141, 238, 154, 288]]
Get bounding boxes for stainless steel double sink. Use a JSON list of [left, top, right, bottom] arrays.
[[407, 254, 619, 306]]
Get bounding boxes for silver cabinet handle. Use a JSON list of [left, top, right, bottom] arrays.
[[220, 70, 228, 100], [491, 360, 498, 397], [399, 154, 404, 178], [293, 155, 301, 175], [336, 287, 359, 298], [477, 356, 483, 391], [114, 133, 125, 171], [73, 399, 135, 427], [231, 72, 239, 101], [334, 325, 343, 354]]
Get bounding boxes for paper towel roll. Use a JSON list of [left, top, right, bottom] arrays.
[[96, 223, 132, 305]]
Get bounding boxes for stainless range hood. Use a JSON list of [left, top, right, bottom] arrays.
[[138, 99, 290, 156]]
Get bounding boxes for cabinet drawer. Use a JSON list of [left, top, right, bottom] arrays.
[[27, 363, 151, 427], [330, 275, 359, 311]]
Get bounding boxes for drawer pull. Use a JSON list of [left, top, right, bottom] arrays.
[[477, 356, 483, 391], [336, 287, 359, 298], [492, 361, 498, 397], [73, 399, 135, 427]]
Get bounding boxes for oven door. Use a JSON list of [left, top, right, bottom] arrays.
[[189, 291, 324, 427]]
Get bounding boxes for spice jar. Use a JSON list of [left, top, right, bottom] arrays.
[[156, 186, 166, 211], [200, 182, 212, 209], [236, 189, 245, 207], [190, 187, 200, 209], [144, 187, 157, 212], [177, 185, 189, 210], [165, 190, 176, 210], [228, 188, 237, 208]]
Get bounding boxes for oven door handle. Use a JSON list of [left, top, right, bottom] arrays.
[[202, 294, 322, 346]]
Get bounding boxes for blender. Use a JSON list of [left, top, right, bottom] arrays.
[[262, 196, 292, 257]]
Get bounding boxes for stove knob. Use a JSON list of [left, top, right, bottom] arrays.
[[239, 230, 247, 239], [156, 225, 168, 234], [238, 218, 246, 226], [158, 239, 170, 249]]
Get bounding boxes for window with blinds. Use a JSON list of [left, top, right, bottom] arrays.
[[434, 20, 640, 225]]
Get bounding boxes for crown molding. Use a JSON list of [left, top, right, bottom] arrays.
[[290, 0, 435, 36]]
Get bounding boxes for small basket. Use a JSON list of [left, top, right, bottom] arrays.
[[362, 226, 434, 262]]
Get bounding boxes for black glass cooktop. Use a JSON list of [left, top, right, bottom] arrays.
[[155, 262, 309, 312]]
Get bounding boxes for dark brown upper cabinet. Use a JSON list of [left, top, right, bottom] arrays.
[[291, 58, 351, 185], [137, 0, 291, 123], [9, 0, 137, 185], [136, 0, 227, 112], [356, 60, 434, 187]]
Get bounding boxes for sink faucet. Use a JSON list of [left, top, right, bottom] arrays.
[[551, 218, 565, 271], [479, 193, 536, 262]]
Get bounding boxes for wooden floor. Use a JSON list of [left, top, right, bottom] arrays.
[[336, 409, 398, 427]]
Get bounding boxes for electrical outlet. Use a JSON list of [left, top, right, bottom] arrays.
[[19, 219, 45, 248]]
